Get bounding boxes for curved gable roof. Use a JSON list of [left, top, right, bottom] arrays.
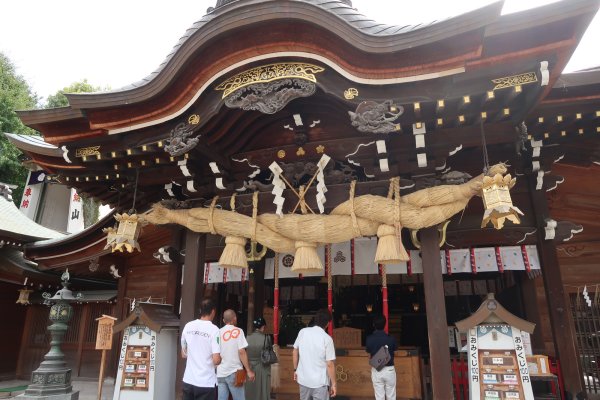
[[63, 0, 503, 109]]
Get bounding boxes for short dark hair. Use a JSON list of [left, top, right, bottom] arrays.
[[199, 298, 216, 317], [373, 314, 386, 331], [314, 309, 332, 329]]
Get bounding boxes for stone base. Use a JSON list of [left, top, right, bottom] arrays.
[[17, 391, 79, 400]]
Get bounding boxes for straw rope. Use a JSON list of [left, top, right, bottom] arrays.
[[230, 193, 236, 211], [208, 196, 218, 235], [349, 180, 361, 237], [381, 263, 387, 288], [252, 191, 258, 242], [145, 164, 511, 255]]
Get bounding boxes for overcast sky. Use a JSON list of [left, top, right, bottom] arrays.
[[1, 0, 598, 102]]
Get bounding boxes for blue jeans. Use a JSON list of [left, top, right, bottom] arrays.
[[217, 372, 245, 400]]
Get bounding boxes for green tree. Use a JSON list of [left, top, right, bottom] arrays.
[[0, 52, 39, 205], [45, 79, 107, 227], [45, 79, 103, 108]]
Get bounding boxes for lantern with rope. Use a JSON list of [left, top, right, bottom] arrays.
[[104, 169, 147, 253], [479, 122, 523, 229]]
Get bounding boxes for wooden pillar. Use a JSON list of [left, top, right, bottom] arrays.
[[175, 231, 207, 399], [421, 226, 454, 399], [528, 177, 585, 397]]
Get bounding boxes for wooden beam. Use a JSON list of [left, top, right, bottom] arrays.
[[176, 231, 207, 399], [528, 175, 586, 397], [421, 226, 454, 398]]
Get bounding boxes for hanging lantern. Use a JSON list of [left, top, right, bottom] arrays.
[[481, 173, 523, 229], [104, 168, 146, 253], [16, 287, 33, 305], [104, 213, 146, 253]]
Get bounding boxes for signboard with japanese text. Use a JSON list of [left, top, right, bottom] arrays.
[[467, 324, 534, 400], [18, 170, 44, 219], [66, 188, 84, 233], [95, 315, 116, 350]]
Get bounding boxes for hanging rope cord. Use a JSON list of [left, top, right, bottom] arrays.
[[129, 168, 140, 214], [481, 120, 490, 174]]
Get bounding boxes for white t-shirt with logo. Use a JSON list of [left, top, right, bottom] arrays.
[[181, 319, 220, 387], [293, 326, 336, 388], [216, 325, 248, 378]]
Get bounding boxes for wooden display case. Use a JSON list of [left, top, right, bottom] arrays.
[[120, 345, 150, 391]]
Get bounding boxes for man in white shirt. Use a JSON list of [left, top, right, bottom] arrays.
[[293, 309, 337, 399], [216, 309, 255, 400], [181, 298, 221, 400]]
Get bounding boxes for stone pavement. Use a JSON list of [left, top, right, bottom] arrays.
[[0, 378, 115, 400]]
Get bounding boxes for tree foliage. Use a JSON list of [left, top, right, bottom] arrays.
[[45, 79, 106, 227], [45, 79, 103, 109], [0, 52, 38, 205]]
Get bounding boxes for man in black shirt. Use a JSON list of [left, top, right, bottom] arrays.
[[365, 315, 397, 400]]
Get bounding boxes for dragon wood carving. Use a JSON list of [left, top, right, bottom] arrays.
[[224, 79, 316, 114], [164, 122, 200, 157], [348, 100, 403, 134]]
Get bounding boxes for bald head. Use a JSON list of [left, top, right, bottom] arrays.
[[223, 309, 237, 325]]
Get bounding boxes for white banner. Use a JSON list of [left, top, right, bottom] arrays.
[[261, 244, 541, 278], [512, 329, 535, 400], [353, 237, 378, 274], [331, 242, 352, 276], [66, 188, 84, 233], [468, 328, 480, 400]]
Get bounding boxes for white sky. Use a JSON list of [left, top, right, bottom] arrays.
[[1, 0, 598, 102]]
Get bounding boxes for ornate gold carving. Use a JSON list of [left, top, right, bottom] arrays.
[[216, 63, 325, 98], [75, 146, 100, 158], [344, 88, 359, 100], [316, 145, 325, 154], [492, 72, 537, 90], [296, 147, 306, 156], [277, 150, 286, 159], [188, 114, 200, 125]]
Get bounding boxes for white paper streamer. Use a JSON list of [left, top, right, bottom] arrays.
[[164, 183, 175, 197], [540, 61, 549, 86], [215, 177, 226, 190], [269, 162, 286, 217], [61, 146, 72, 163], [186, 180, 197, 192], [178, 160, 191, 177], [315, 154, 331, 214], [209, 162, 220, 174]]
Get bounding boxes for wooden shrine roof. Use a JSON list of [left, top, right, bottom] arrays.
[[113, 303, 179, 333], [0, 184, 65, 245], [455, 293, 536, 333]]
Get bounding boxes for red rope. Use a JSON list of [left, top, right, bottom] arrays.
[[470, 248, 477, 274], [273, 287, 279, 345], [495, 247, 504, 273], [445, 249, 452, 275]]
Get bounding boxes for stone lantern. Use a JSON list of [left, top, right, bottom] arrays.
[[19, 269, 82, 400]]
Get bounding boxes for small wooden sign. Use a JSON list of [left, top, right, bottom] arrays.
[[333, 327, 362, 349], [95, 315, 117, 350]]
